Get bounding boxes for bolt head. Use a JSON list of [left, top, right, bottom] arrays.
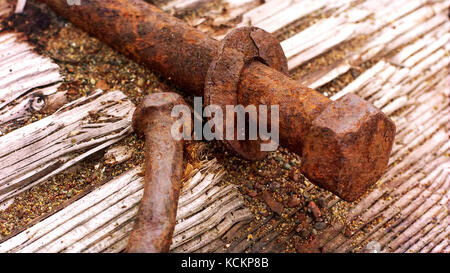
[[132, 92, 185, 137], [301, 93, 396, 201]]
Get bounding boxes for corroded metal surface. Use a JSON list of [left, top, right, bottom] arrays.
[[39, 0, 218, 96], [39, 0, 396, 201], [126, 92, 189, 253], [238, 61, 331, 155], [301, 93, 396, 201], [238, 65, 396, 201], [204, 26, 287, 160]]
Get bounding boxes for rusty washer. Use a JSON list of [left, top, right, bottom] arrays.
[[38, 0, 397, 202], [204, 27, 288, 160]]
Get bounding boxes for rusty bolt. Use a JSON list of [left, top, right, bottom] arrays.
[[301, 94, 396, 201], [125, 92, 191, 253], [39, 0, 396, 201]]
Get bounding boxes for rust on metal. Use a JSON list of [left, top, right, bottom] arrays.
[[301, 93, 396, 201], [39, 0, 218, 96], [237, 61, 332, 155], [126, 92, 190, 253], [204, 26, 287, 160], [39, 0, 396, 201]]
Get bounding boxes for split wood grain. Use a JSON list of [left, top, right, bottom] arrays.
[[0, 89, 134, 203], [0, 160, 252, 253]]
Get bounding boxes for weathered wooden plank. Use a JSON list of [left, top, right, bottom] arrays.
[[1, 0, 448, 253], [0, 89, 134, 203], [240, 0, 339, 33], [429, 235, 449, 254], [15, 0, 27, 13], [397, 210, 448, 253], [0, 85, 65, 134], [215, 0, 353, 40], [215, 0, 449, 90], [310, 18, 450, 251], [0, 159, 252, 253], [287, 0, 440, 67], [0, 32, 64, 134], [162, 0, 211, 13], [224, 0, 449, 252], [210, 0, 261, 29], [0, 0, 12, 19], [240, 0, 290, 26], [0, 33, 62, 110], [295, 0, 449, 87], [204, 0, 450, 253], [172, 208, 252, 253]]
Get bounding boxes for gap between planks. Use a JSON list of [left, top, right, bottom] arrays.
[[0, 160, 252, 253]]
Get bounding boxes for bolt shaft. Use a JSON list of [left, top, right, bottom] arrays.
[[39, 0, 331, 154], [38, 0, 396, 201], [126, 93, 188, 253]]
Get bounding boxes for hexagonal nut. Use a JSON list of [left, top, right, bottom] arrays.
[[300, 93, 396, 202]]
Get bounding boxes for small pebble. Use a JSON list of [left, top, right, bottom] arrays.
[[287, 197, 302, 208], [95, 79, 110, 90], [270, 182, 280, 190], [254, 182, 264, 190], [260, 210, 269, 217], [262, 190, 284, 216], [296, 213, 307, 223], [303, 192, 310, 200], [364, 241, 381, 253], [308, 201, 322, 220], [247, 190, 257, 197], [316, 198, 327, 208], [289, 170, 299, 182], [286, 182, 296, 192], [258, 179, 268, 185], [282, 163, 291, 170], [314, 221, 327, 230], [344, 225, 352, 237], [292, 235, 301, 244]]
